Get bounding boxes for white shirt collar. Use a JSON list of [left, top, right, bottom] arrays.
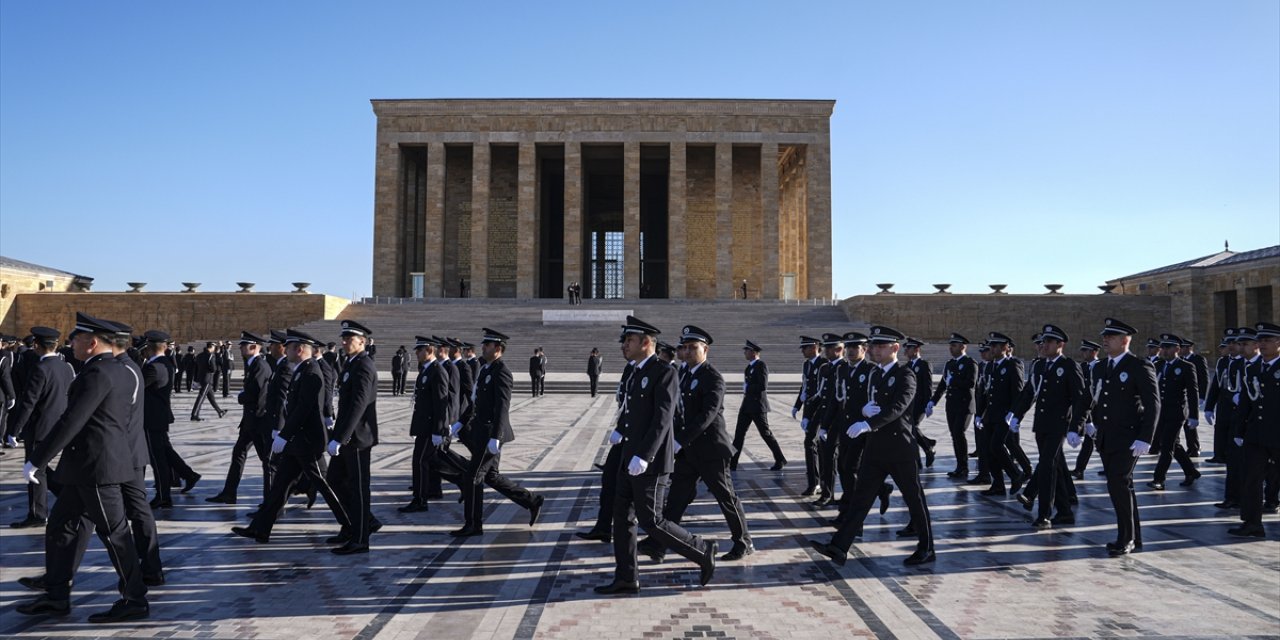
[[688, 361, 703, 376], [635, 354, 654, 371]]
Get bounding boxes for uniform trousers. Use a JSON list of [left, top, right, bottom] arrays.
[[23, 439, 50, 520], [589, 375, 600, 397], [1100, 447, 1142, 546], [731, 410, 784, 468], [1074, 434, 1095, 473], [973, 419, 992, 479], [60, 469, 162, 580], [590, 444, 624, 532], [612, 471, 707, 584], [1241, 443, 1280, 527], [1151, 420, 1196, 484], [817, 429, 839, 498], [663, 452, 750, 546], [945, 406, 972, 472], [409, 436, 446, 501], [461, 448, 538, 529], [250, 452, 348, 535], [1184, 422, 1201, 454], [986, 419, 1020, 490], [1027, 432, 1073, 519], [220, 426, 273, 500], [801, 414, 822, 490], [44, 482, 148, 603], [190, 381, 223, 418], [327, 446, 374, 545], [831, 454, 932, 554]]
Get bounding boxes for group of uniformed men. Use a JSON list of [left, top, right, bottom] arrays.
[[3, 309, 1276, 613]]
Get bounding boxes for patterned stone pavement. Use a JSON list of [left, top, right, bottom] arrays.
[[1, 389, 1277, 639]]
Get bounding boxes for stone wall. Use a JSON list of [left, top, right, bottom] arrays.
[[488, 145, 519, 297], [0, 268, 82, 334], [11, 293, 349, 343], [842, 293, 1172, 349], [778, 146, 808, 299], [731, 145, 762, 297], [443, 146, 472, 296], [685, 146, 717, 298]]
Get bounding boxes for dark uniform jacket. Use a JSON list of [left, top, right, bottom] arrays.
[[280, 359, 328, 457], [615, 361, 636, 432], [981, 357, 1025, 425], [1011, 355, 1089, 437], [1155, 357, 1199, 426], [860, 361, 919, 462], [1203, 355, 1236, 412], [11, 354, 74, 442], [0, 349, 16, 407], [1092, 352, 1160, 453], [468, 357, 515, 450], [238, 354, 272, 428], [31, 353, 136, 485], [194, 350, 218, 384], [931, 355, 977, 414], [813, 357, 841, 431], [142, 355, 175, 433], [333, 351, 378, 449], [909, 358, 933, 424], [1185, 352, 1209, 398], [117, 353, 150, 470], [793, 356, 823, 419], [453, 357, 475, 426], [1236, 356, 1279, 446], [529, 355, 545, 377], [440, 358, 460, 426], [675, 362, 734, 459], [621, 354, 678, 475], [741, 358, 770, 415], [836, 359, 876, 434], [265, 356, 292, 432], [410, 360, 450, 438], [587, 355, 603, 378]]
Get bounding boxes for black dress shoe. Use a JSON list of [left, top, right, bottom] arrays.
[[903, 549, 936, 566], [966, 475, 991, 485], [150, 499, 173, 509], [946, 469, 966, 479], [205, 494, 237, 504], [1106, 541, 1135, 556], [398, 500, 428, 513], [10, 515, 47, 529], [371, 520, 383, 533], [449, 526, 482, 537], [924, 446, 936, 468], [17, 575, 49, 591], [1010, 473, 1027, 494], [216, 409, 228, 419], [1015, 493, 1033, 510], [809, 540, 847, 566], [1050, 514, 1075, 525], [88, 598, 149, 623], [528, 494, 545, 526], [698, 540, 717, 586], [1068, 495, 1079, 505], [331, 542, 370, 555], [770, 458, 787, 471], [1227, 525, 1266, 538], [325, 531, 352, 545], [811, 495, 832, 508], [878, 483, 893, 515], [979, 487, 1007, 497], [896, 526, 917, 538], [1204, 457, 1223, 464], [1096, 469, 1107, 476], [143, 573, 165, 587], [1214, 500, 1240, 510], [1032, 518, 1052, 529], [592, 463, 606, 472], [231, 526, 269, 543], [593, 580, 640, 595], [1264, 502, 1279, 515], [575, 529, 611, 543], [800, 485, 818, 497], [720, 542, 755, 561], [181, 473, 201, 493], [1146, 481, 1165, 491], [16, 595, 71, 616], [190, 416, 204, 422], [1179, 470, 1202, 487], [1070, 470, 1084, 480]]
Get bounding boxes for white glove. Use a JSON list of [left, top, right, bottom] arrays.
[[1066, 432, 1082, 448], [324, 416, 334, 428], [608, 430, 623, 445], [791, 407, 799, 420], [1234, 437, 1244, 447], [1187, 418, 1199, 428], [22, 461, 39, 484], [450, 422, 463, 437], [674, 441, 682, 454], [800, 418, 810, 432], [1204, 411, 1215, 426], [6, 399, 14, 410], [431, 434, 443, 446], [271, 435, 287, 454], [272, 429, 280, 440], [862, 401, 881, 418], [487, 438, 500, 455], [1004, 411, 1015, 425], [327, 440, 341, 457], [1198, 400, 1206, 412], [924, 401, 934, 418], [1232, 392, 1240, 405], [627, 455, 649, 476], [846, 421, 870, 439], [974, 416, 984, 429], [818, 429, 828, 441], [1130, 439, 1150, 457], [1085, 422, 1097, 437], [1009, 417, 1020, 433]]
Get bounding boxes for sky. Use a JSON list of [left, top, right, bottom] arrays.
[[2, 1, 1277, 299]]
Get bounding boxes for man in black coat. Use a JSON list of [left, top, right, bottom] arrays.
[[325, 320, 380, 554], [811, 334, 845, 506], [529, 347, 546, 397], [452, 329, 544, 537], [979, 332, 1027, 496], [219, 342, 234, 398], [811, 325, 934, 567], [181, 346, 196, 392], [1178, 338, 1209, 456], [595, 317, 717, 595], [904, 338, 937, 467], [641, 326, 752, 562], [1091, 318, 1159, 556], [1229, 321, 1280, 537], [17, 315, 150, 622], [210, 332, 275, 506], [8, 327, 74, 527], [587, 348, 604, 397], [731, 340, 785, 471], [830, 331, 893, 528], [391, 347, 407, 396], [1, 336, 19, 444], [233, 330, 350, 544], [1072, 340, 1103, 478], [792, 336, 823, 496], [1148, 333, 1201, 490], [577, 343, 634, 543], [141, 331, 181, 508], [401, 336, 450, 513], [928, 333, 978, 479], [189, 342, 225, 421]]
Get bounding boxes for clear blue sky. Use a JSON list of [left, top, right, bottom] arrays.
[[3, 1, 1277, 299]]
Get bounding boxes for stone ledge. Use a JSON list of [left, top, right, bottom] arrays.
[[542, 309, 634, 324]]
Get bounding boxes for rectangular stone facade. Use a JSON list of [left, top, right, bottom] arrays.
[[371, 99, 834, 300]]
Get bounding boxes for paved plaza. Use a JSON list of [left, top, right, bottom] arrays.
[[1, 390, 1277, 639]]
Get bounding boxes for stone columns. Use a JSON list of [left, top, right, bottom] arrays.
[[668, 141, 687, 299], [469, 141, 490, 298], [372, 141, 402, 297], [805, 141, 832, 299], [760, 142, 780, 299], [564, 142, 582, 298], [517, 141, 536, 299], [424, 142, 445, 298], [715, 142, 733, 298], [624, 141, 641, 298]]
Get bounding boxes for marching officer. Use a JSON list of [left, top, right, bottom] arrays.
[[1090, 318, 1159, 556], [979, 332, 1027, 496], [189, 342, 226, 421], [1072, 340, 1102, 479], [401, 336, 449, 513], [576, 340, 634, 543], [211, 332, 274, 506], [1178, 338, 1209, 456], [326, 320, 379, 555], [793, 336, 823, 496], [927, 333, 978, 479], [8, 326, 74, 528], [812, 333, 845, 505], [830, 331, 893, 528], [904, 337, 937, 468], [1148, 333, 1201, 490], [731, 340, 785, 471], [1229, 321, 1280, 537]]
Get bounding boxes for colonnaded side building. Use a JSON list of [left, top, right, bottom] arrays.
[[370, 99, 834, 301]]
